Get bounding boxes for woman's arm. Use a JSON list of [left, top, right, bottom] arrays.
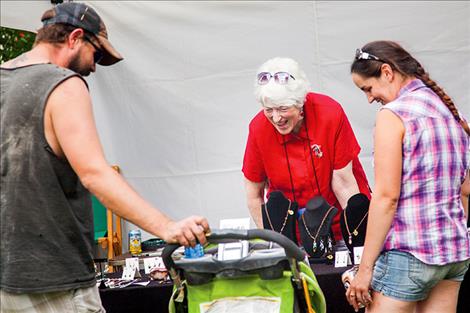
[[332, 160, 360, 209], [244, 178, 266, 228], [346, 109, 405, 311], [461, 169, 470, 219]]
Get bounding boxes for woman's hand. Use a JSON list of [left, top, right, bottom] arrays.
[[346, 266, 373, 311]]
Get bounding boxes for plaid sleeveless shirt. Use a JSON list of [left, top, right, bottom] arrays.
[[381, 79, 469, 265]]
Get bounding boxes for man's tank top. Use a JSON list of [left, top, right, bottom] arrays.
[[1, 64, 96, 292]]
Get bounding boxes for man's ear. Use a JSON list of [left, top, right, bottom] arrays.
[[67, 28, 85, 48]]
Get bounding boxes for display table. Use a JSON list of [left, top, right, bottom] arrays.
[[100, 263, 470, 313], [101, 248, 470, 313], [99, 262, 363, 313]]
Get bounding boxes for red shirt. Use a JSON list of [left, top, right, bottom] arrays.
[[243, 92, 371, 240]]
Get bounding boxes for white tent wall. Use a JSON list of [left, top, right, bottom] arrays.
[[2, 1, 469, 251]]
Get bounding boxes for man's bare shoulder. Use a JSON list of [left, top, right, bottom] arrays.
[[49, 76, 89, 102]]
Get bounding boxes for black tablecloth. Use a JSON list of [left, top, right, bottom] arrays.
[[100, 263, 363, 313], [100, 279, 173, 313]]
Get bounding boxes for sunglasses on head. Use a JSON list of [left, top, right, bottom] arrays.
[[84, 35, 104, 64], [257, 72, 295, 85], [355, 48, 384, 62]]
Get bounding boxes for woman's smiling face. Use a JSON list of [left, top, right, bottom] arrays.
[[352, 73, 393, 105], [263, 104, 303, 135], [351, 64, 404, 105]]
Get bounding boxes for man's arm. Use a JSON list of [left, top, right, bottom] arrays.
[[244, 178, 265, 228], [331, 161, 360, 209], [44, 77, 209, 246]]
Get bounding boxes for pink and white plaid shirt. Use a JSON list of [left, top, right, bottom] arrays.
[[381, 79, 469, 265]]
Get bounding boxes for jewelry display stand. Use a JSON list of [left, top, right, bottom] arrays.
[[299, 196, 338, 262], [339, 193, 370, 254], [261, 190, 298, 245]]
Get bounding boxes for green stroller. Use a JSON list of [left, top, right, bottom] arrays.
[[162, 229, 326, 313]]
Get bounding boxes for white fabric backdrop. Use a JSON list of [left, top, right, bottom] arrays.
[[2, 1, 470, 248]]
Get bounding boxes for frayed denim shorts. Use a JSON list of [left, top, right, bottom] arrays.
[[371, 250, 470, 302]]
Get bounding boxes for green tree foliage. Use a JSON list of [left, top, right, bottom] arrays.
[[0, 26, 36, 64]]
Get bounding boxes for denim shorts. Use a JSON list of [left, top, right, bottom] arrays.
[[371, 250, 470, 302]]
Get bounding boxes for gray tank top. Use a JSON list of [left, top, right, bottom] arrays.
[[1, 64, 96, 292]]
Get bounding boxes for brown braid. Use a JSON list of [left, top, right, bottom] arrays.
[[351, 40, 470, 136], [415, 63, 470, 136]]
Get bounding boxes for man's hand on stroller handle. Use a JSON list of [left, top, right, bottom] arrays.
[[163, 216, 211, 247]]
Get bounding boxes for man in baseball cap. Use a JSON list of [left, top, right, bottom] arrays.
[[0, 2, 210, 311], [41, 1, 123, 66]]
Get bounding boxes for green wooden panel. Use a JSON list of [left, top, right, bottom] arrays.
[[92, 196, 107, 241]]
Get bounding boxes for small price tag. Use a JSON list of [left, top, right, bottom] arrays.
[[353, 246, 364, 264], [121, 266, 136, 280], [335, 250, 351, 268], [155, 257, 165, 269], [143, 257, 157, 274], [125, 257, 140, 271], [143, 257, 166, 274]]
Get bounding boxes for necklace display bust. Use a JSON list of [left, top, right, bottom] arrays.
[[262, 190, 298, 245], [339, 193, 370, 254], [299, 196, 337, 259]]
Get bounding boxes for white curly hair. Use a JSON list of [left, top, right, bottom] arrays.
[[254, 57, 311, 108]]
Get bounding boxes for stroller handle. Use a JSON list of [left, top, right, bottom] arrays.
[[162, 228, 306, 271]]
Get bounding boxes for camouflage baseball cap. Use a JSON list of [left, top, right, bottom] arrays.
[[41, 2, 123, 66]]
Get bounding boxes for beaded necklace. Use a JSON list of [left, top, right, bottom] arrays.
[[301, 206, 335, 252]]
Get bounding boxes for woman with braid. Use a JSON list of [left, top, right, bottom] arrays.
[[345, 40, 470, 312]]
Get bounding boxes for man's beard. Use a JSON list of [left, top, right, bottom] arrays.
[[68, 53, 92, 76]]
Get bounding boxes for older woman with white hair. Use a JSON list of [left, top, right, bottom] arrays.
[[242, 57, 371, 247]]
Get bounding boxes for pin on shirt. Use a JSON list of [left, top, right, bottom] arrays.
[[311, 144, 323, 158]]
